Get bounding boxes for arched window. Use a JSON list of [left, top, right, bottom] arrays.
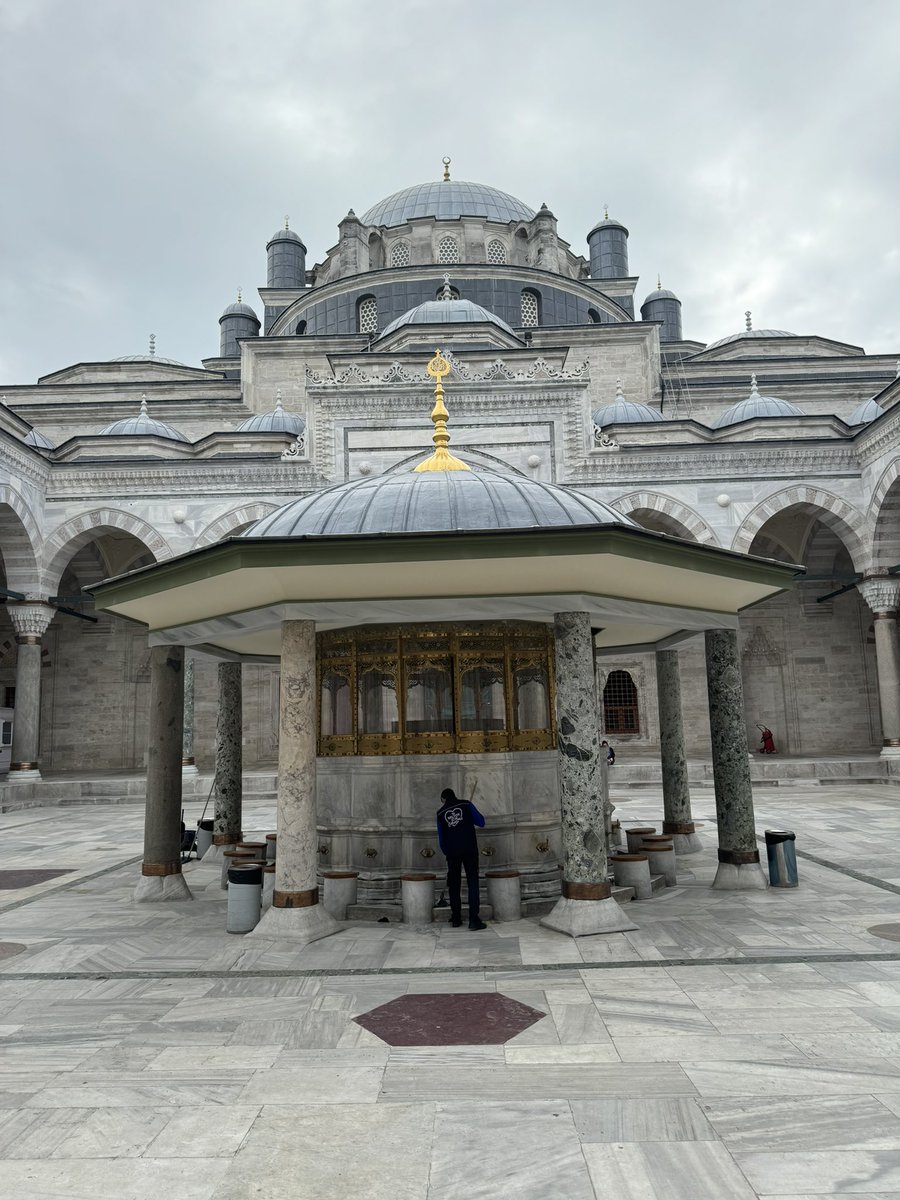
[[390, 241, 410, 267], [436, 284, 460, 300], [437, 235, 460, 265], [357, 295, 378, 334], [295, 319, 307, 335], [487, 239, 507, 264], [587, 308, 601, 324], [603, 670, 640, 735], [521, 289, 540, 328]]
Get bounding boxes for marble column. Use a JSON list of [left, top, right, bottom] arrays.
[[7, 603, 53, 783], [541, 612, 636, 937], [857, 578, 900, 758], [705, 629, 767, 890], [136, 644, 192, 901], [181, 657, 199, 776], [208, 661, 243, 857], [254, 619, 339, 942], [655, 649, 702, 853]]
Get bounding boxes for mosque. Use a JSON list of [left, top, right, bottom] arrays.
[[1, 160, 899, 924]]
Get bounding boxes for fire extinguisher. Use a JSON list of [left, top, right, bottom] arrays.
[[756, 723, 776, 754]]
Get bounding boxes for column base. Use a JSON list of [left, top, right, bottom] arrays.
[[252, 902, 341, 944], [201, 843, 237, 863], [134, 872, 194, 902], [540, 896, 637, 938], [711, 861, 768, 891], [880, 743, 900, 759], [672, 832, 703, 854], [181, 763, 200, 777], [6, 767, 42, 783]]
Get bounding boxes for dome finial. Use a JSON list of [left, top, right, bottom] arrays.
[[750, 373, 759, 394], [140, 394, 149, 417], [149, 333, 156, 358], [604, 204, 609, 219], [414, 350, 470, 473], [284, 214, 290, 231], [237, 286, 242, 303], [657, 274, 661, 291], [442, 156, 451, 182], [615, 378, 625, 400], [745, 310, 752, 332], [275, 387, 283, 410], [440, 273, 453, 301]]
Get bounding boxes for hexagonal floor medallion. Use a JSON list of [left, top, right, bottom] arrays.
[[353, 992, 545, 1046]]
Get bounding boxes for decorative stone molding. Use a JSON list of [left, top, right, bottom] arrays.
[[281, 431, 308, 461], [741, 626, 785, 665], [857, 577, 900, 615], [8, 602, 54, 640], [592, 425, 619, 450], [305, 355, 589, 388]]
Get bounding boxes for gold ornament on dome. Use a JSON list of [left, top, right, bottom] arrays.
[[414, 350, 471, 473]]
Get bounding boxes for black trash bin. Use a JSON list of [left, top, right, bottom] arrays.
[[765, 829, 798, 888]]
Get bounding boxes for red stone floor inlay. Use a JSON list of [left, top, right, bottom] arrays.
[[353, 992, 546, 1046], [0, 869, 74, 890]]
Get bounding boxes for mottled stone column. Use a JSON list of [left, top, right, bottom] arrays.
[[210, 661, 243, 854], [705, 629, 766, 890], [656, 649, 701, 854], [254, 620, 339, 942], [541, 612, 636, 937], [135, 644, 192, 901], [857, 578, 900, 758], [7, 604, 54, 782], [181, 657, 198, 776]]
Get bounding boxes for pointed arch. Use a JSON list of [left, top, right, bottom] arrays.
[[868, 459, 900, 572], [194, 503, 279, 548], [610, 492, 718, 544], [0, 484, 41, 593], [42, 510, 173, 594], [730, 486, 869, 572]]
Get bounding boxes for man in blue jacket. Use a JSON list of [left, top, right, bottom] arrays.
[[436, 787, 487, 930]]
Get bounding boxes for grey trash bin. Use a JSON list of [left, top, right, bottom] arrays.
[[765, 829, 798, 888], [227, 863, 263, 932], [196, 818, 215, 860]]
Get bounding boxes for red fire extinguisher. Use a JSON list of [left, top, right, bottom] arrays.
[[756, 723, 776, 754]]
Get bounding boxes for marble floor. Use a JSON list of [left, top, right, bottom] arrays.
[[3, 784, 900, 1196]]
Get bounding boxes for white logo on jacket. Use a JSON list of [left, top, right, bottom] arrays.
[[444, 807, 463, 828]]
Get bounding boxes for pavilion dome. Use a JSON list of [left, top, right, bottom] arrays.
[[99, 395, 189, 442], [847, 397, 884, 426], [235, 391, 306, 435], [362, 179, 535, 228], [592, 380, 664, 428], [378, 295, 515, 341], [714, 376, 803, 428], [244, 468, 634, 539]]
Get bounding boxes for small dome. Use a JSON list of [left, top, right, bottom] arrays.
[[362, 180, 535, 228], [848, 397, 884, 426], [593, 381, 664, 428], [267, 225, 304, 246], [643, 287, 679, 303], [235, 391, 306, 435], [715, 376, 803, 428], [244, 468, 634, 539], [111, 354, 187, 367], [99, 396, 189, 442], [377, 296, 515, 341], [220, 300, 259, 321], [707, 328, 795, 350], [24, 426, 53, 450], [588, 215, 629, 237]]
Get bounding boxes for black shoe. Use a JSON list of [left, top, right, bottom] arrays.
[[450, 917, 463, 927], [468, 918, 487, 931]]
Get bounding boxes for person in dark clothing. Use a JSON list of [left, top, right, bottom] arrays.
[[436, 787, 487, 930]]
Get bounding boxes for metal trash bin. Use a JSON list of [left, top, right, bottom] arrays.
[[765, 829, 798, 888], [226, 863, 263, 932], [196, 818, 215, 860]]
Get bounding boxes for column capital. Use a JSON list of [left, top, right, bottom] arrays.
[[857, 576, 900, 616], [8, 602, 54, 641]]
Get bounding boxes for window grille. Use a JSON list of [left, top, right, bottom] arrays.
[[521, 290, 539, 327], [438, 236, 460, 264], [603, 670, 640, 735], [487, 239, 507, 264], [357, 296, 378, 334], [390, 241, 410, 267]]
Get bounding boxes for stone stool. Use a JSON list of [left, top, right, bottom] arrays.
[[265, 834, 277, 862], [401, 873, 435, 925], [236, 842, 267, 861], [322, 870, 358, 920], [610, 853, 653, 900], [640, 835, 675, 852], [486, 870, 521, 922], [262, 862, 275, 909], [643, 844, 677, 887], [625, 826, 657, 855], [221, 849, 257, 889]]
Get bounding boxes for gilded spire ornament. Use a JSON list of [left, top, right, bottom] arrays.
[[414, 350, 470, 473], [442, 156, 451, 181]]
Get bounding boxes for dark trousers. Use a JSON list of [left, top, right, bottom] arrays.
[[446, 852, 480, 920]]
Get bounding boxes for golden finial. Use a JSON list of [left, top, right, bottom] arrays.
[[414, 349, 470, 473], [604, 204, 609, 220], [442, 156, 451, 182]]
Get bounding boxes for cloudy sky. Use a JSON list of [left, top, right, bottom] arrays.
[[1, 0, 898, 382]]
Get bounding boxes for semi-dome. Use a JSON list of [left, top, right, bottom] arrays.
[[593, 381, 664, 428], [378, 296, 515, 341], [24, 426, 54, 450], [362, 180, 535, 229], [847, 397, 884, 426], [99, 396, 189, 442], [235, 391, 306, 435], [244, 468, 634, 539], [715, 376, 803, 428]]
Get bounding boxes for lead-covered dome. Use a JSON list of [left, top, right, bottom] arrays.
[[593, 381, 664, 428], [24, 426, 54, 450], [847, 397, 884, 426], [362, 180, 535, 228], [378, 297, 515, 341], [99, 396, 189, 442], [244, 468, 634, 539], [715, 376, 803, 428], [235, 392, 306, 435]]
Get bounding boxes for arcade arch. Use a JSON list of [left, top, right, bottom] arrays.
[[194, 503, 278, 548], [611, 492, 717, 544]]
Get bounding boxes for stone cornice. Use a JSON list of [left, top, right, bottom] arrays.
[[44, 462, 324, 501], [572, 443, 859, 483], [855, 403, 900, 464]]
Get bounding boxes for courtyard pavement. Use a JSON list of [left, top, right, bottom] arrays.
[[2, 782, 900, 1196]]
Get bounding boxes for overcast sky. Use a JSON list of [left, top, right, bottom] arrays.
[[1, 0, 898, 383]]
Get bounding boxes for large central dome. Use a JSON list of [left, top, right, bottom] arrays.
[[362, 180, 535, 228]]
